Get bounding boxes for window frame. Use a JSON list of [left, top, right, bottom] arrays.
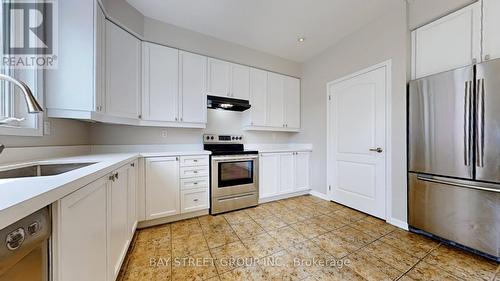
[[0, 1, 44, 137]]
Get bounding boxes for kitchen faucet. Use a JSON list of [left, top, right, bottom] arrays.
[[0, 74, 44, 155]]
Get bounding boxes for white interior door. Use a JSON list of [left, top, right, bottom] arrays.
[[328, 66, 387, 219]]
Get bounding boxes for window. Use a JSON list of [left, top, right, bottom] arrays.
[[0, 1, 44, 136]]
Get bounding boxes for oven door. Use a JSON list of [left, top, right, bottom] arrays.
[[211, 155, 259, 198]]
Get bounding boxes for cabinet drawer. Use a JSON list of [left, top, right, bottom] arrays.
[[180, 155, 209, 167], [181, 188, 209, 213], [180, 166, 209, 178], [181, 177, 209, 190]]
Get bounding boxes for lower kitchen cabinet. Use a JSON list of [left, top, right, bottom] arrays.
[[54, 160, 138, 281], [145, 155, 210, 220], [259, 153, 280, 198], [145, 157, 180, 220], [55, 177, 108, 281], [108, 164, 132, 281], [127, 160, 138, 237], [259, 151, 310, 200]]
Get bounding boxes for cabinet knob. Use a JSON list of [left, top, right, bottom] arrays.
[[131, 163, 135, 167], [138, 114, 142, 119]]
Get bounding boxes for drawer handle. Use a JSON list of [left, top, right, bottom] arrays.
[[193, 182, 198, 185], [193, 171, 198, 174], [193, 159, 198, 162], [193, 199, 199, 202]]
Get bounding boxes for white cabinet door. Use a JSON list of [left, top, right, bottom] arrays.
[[57, 178, 108, 281], [208, 58, 230, 97], [294, 152, 310, 191], [145, 157, 180, 219], [106, 20, 141, 119], [259, 153, 280, 199], [279, 153, 294, 194], [231, 64, 250, 100], [95, 4, 106, 113], [482, 0, 500, 61], [411, 3, 481, 79], [108, 165, 130, 281], [180, 51, 207, 123], [284, 77, 300, 129], [142, 42, 179, 122], [267, 73, 285, 127], [127, 160, 138, 237], [248, 68, 268, 126]]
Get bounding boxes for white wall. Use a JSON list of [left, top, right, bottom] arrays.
[[143, 18, 301, 77], [90, 110, 294, 145], [0, 118, 90, 147], [408, 0, 476, 30], [292, 1, 408, 223]]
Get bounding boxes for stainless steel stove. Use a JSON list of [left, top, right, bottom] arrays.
[[204, 134, 259, 214]]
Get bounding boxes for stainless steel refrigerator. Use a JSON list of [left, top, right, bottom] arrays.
[[408, 59, 500, 261]]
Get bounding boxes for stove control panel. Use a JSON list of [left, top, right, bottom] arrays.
[[203, 134, 244, 144]]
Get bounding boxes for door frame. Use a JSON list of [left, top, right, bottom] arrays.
[[326, 60, 392, 221]]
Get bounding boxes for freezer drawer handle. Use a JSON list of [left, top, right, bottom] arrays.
[[417, 175, 500, 193]]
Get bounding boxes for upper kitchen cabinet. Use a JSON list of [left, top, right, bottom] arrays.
[[179, 51, 208, 124], [106, 21, 142, 120], [411, 2, 481, 79], [244, 68, 268, 127], [142, 42, 179, 122], [283, 76, 301, 129], [482, 0, 500, 61], [141, 45, 207, 127], [46, 0, 107, 118], [208, 58, 250, 100], [243, 70, 301, 132], [266, 72, 285, 128]]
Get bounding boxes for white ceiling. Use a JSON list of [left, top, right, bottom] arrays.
[[126, 0, 396, 62]]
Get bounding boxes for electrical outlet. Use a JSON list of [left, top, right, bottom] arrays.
[[161, 130, 168, 138], [43, 121, 51, 135]]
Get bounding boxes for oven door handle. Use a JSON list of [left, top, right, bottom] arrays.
[[211, 155, 259, 161]]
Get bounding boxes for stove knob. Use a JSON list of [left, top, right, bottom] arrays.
[[206, 136, 210, 140], [211, 136, 214, 140], [239, 137, 242, 140], [232, 137, 235, 140]]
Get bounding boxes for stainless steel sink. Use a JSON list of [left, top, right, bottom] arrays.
[[0, 163, 97, 179]]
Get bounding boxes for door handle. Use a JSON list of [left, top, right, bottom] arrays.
[[475, 79, 485, 168], [417, 175, 500, 193], [369, 148, 383, 153]]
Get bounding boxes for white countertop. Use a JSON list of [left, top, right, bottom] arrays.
[[0, 150, 210, 230]]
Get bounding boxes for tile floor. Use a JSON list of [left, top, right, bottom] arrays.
[[118, 195, 499, 281]]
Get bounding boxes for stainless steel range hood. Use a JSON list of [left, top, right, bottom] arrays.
[[207, 95, 251, 112]]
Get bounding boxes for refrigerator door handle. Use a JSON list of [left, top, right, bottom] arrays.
[[475, 79, 485, 168], [416, 175, 500, 193], [479, 78, 485, 167], [464, 81, 471, 166]]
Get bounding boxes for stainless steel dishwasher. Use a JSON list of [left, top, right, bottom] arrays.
[[0, 207, 51, 281]]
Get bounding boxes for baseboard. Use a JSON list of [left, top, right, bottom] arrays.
[[259, 189, 311, 204], [137, 209, 209, 228], [387, 217, 409, 230], [309, 190, 329, 201]]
